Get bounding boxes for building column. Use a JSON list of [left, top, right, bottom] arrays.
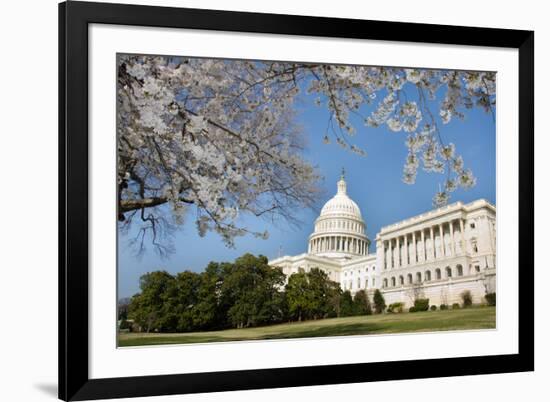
[[459, 218, 465, 254], [412, 231, 417, 263], [450, 221, 455, 256], [388, 239, 392, 269], [439, 224, 445, 257], [429, 227, 435, 259], [405, 235, 409, 266], [420, 230, 425, 261], [395, 236, 401, 268]]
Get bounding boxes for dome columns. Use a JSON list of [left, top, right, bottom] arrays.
[[309, 235, 369, 256]]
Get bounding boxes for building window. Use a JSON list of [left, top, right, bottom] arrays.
[[475, 265, 481, 273], [425, 270, 431, 281], [416, 272, 422, 283], [383, 278, 388, 288], [357, 278, 361, 288], [365, 279, 368, 288], [457, 265, 464, 276], [446, 267, 452, 278], [372, 278, 375, 287], [399, 275, 404, 285], [470, 222, 476, 229], [391, 277, 396, 287], [435, 268, 441, 280]]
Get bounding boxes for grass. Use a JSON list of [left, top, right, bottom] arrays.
[[118, 306, 495, 347]]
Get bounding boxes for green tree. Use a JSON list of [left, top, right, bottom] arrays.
[[128, 270, 175, 332], [306, 268, 339, 319], [221, 254, 286, 328], [325, 281, 343, 318], [192, 261, 227, 330], [373, 289, 386, 314], [340, 291, 355, 317], [168, 271, 202, 332], [285, 268, 342, 321], [353, 290, 372, 315], [284, 269, 310, 321]]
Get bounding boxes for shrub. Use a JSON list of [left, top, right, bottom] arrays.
[[413, 298, 430, 312], [373, 289, 386, 314], [452, 303, 460, 309], [430, 305, 437, 311], [353, 290, 373, 316], [485, 292, 496, 306], [387, 302, 404, 313], [440, 304, 448, 310], [409, 306, 417, 313], [460, 290, 473, 308]]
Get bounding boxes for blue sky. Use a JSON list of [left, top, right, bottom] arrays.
[[118, 73, 496, 298]]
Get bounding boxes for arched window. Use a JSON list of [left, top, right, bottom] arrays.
[[399, 275, 404, 285], [435, 268, 441, 279], [425, 270, 431, 281], [416, 272, 422, 283], [391, 277, 396, 287], [457, 264, 464, 276], [407, 273, 413, 284], [357, 278, 361, 288], [383, 278, 388, 288], [446, 267, 452, 278], [365, 278, 368, 288]]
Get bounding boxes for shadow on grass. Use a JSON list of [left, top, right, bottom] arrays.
[[118, 307, 496, 347]]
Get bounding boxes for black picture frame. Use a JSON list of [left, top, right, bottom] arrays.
[[59, 1, 534, 400]]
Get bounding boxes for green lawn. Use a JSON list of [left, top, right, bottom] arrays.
[[118, 306, 495, 347]]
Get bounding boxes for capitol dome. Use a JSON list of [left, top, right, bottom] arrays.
[[308, 171, 370, 259], [320, 177, 362, 219]]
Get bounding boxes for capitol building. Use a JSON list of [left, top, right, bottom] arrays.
[[269, 173, 496, 308]]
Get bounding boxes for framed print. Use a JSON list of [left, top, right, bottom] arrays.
[[59, 1, 534, 400]]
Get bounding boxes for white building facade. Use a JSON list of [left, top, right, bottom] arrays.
[[269, 174, 496, 308]]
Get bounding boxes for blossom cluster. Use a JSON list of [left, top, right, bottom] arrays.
[[117, 55, 495, 251]]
